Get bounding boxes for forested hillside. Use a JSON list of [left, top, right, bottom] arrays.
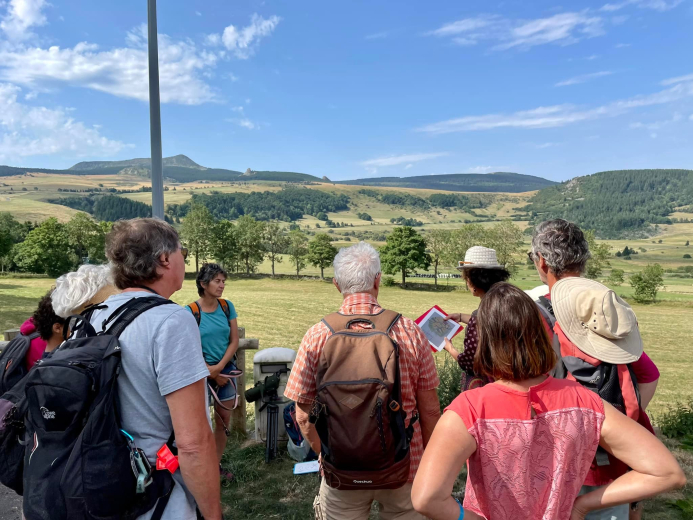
[[524, 169, 693, 238], [50, 194, 168, 222], [168, 188, 350, 221], [339, 172, 557, 192]]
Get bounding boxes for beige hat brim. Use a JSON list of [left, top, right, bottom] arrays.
[[552, 277, 643, 364]]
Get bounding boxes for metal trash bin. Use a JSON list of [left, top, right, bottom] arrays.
[[252, 347, 296, 442]]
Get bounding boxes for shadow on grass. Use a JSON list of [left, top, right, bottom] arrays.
[[0, 284, 23, 290], [221, 433, 319, 520]]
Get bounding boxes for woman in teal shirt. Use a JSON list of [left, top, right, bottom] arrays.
[[187, 263, 239, 480]]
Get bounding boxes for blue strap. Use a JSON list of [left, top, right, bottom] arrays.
[[455, 497, 465, 520]]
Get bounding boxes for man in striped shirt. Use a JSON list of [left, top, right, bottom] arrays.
[[285, 241, 440, 520]]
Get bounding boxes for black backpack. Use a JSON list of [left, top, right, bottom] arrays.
[[2, 297, 178, 520], [0, 331, 40, 396]]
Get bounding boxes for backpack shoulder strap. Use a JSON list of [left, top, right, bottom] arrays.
[[104, 297, 175, 338], [186, 302, 201, 327], [217, 299, 231, 322], [321, 312, 350, 333]]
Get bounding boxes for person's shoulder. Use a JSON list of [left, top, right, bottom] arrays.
[[301, 320, 331, 346], [543, 377, 605, 413], [394, 314, 422, 335]]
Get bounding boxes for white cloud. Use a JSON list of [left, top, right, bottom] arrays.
[[630, 112, 683, 130], [416, 74, 693, 133], [1, 0, 47, 41], [231, 106, 244, 112], [468, 166, 506, 173], [661, 73, 693, 86], [690, 114, 693, 121], [615, 42, 631, 48], [535, 142, 561, 148], [195, 11, 202, 17], [0, 83, 128, 160], [555, 70, 614, 86], [404, 164, 413, 170], [601, 0, 682, 12], [360, 152, 449, 168], [426, 12, 605, 50], [207, 14, 280, 59], [226, 118, 259, 130], [365, 31, 389, 40], [0, 25, 220, 105]]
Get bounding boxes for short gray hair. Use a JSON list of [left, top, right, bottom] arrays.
[[531, 219, 590, 277], [106, 218, 180, 289], [333, 241, 381, 295], [52, 264, 114, 318]]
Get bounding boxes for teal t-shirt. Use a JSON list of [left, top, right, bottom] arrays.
[[187, 300, 238, 365]]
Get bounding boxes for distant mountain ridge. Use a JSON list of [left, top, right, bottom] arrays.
[[70, 154, 206, 171], [337, 171, 558, 193], [0, 156, 557, 192]]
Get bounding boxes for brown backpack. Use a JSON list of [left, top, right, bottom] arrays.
[[310, 310, 417, 490]]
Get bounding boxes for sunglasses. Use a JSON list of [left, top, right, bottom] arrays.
[[180, 247, 189, 260]]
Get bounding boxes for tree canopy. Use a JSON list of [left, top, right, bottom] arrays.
[[380, 227, 430, 287]]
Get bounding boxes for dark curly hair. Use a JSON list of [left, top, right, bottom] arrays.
[[32, 291, 66, 341], [196, 263, 228, 296], [463, 267, 511, 293]]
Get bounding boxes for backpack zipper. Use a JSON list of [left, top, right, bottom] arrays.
[[375, 398, 387, 454]]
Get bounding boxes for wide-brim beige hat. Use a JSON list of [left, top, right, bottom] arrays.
[[456, 246, 505, 270], [552, 277, 643, 364]]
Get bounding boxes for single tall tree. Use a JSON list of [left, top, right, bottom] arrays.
[[263, 222, 289, 277], [307, 234, 338, 279], [380, 226, 430, 287], [235, 215, 266, 275], [287, 229, 309, 277], [181, 204, 215, 273], [210, 220, 237, 270], [425, 229, 452, 287], [486, 220, 524, 274], [66, 212, 106, 264], [630, 264, 665, 303], [584, 230, 611, 279]]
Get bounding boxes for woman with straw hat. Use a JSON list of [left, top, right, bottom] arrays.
[[442, 246, 510, 391]]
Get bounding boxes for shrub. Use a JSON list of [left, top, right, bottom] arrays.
[[607, 268, 625, 286], [436, 355, 462, 412], [382, 275, 396, 287], [630, 264, 664, 302], [684, 254, 692, 259], [656, 399, 693, 438]]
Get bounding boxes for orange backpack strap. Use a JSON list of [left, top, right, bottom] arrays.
[[186, 302, 201, 327], [217, 299, 231, 323]]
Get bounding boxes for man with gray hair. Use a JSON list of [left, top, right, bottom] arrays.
[[89, 218, 222, 520], [285, 241, 440, 520]]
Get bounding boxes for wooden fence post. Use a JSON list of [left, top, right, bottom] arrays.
[[231, 327, 259, 435]]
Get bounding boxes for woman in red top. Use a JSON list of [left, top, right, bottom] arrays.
[[412, 283, 685, 520]]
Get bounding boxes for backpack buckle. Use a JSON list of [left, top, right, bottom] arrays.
[[389, 400, 401, 412], [156, 444, 179, 474]]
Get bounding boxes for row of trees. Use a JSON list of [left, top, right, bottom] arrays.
[[181, 205, 339, 278], [0, 212, 109, 276]]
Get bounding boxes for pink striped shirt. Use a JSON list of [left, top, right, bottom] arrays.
[[446, 376, 605, 520]]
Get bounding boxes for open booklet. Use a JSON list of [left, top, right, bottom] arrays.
[[415, 305, 463, 352]]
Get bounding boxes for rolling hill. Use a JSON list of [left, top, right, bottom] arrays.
[[0, 155, 322, 184], [337, 172, 558, 193]]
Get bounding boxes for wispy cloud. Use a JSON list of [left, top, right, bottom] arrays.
[[206, 14, 280, 59], [404, 164, 413, 170], [426, 12, 605, 50], [555, 70, 614, 86], [535, 142, 561, 148], [365, 31, 389, 40], [0, 83, 129, 160], [360, 152, 449, 168], [615, 42, 631, 48], [226, 117, 261, 130], [661, 73, 693, 86], [467, 166, 508, 173], [416, 74, 693, 133], [600, 0, 682, 12], [630, 112, 683, 130]]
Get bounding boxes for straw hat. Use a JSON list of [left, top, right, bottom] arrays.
[[552, 277, 643, 364], [456, 246, 504, 270]]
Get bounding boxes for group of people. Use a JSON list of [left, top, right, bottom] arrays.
[[4, 217, 686, 520]]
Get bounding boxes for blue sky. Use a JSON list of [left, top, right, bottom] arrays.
[[0, 0, 691, 181]]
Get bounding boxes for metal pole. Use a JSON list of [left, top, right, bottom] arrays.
[[147, 0, 164, 219]]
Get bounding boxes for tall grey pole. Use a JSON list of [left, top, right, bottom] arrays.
[[147, 0, 164, 219]]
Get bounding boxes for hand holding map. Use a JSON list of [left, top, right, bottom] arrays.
[[415, 306, 463, 352]]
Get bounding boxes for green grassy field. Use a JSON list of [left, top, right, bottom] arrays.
[[1, 276, 692, 518]]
